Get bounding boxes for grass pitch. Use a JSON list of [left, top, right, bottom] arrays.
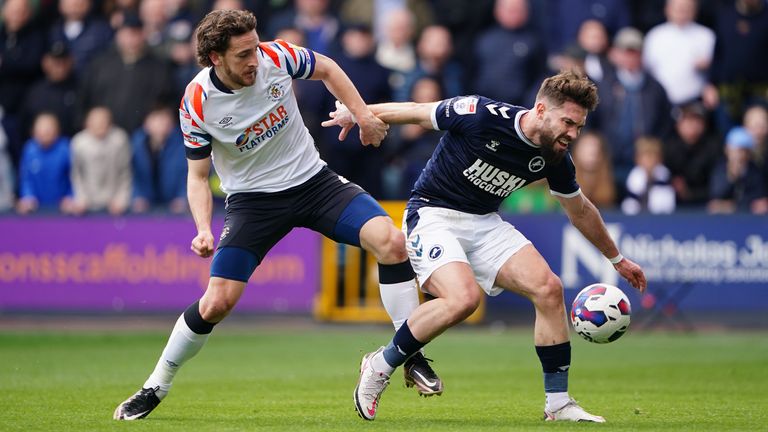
[[0, 323, 766, 431]]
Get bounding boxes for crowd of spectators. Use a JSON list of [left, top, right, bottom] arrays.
[[0, 0, 766, 216]]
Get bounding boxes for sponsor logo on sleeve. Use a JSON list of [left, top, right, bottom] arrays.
[[453, 97, 478, 115]]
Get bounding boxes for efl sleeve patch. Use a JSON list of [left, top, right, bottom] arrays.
[[452, 96, 479, 115]]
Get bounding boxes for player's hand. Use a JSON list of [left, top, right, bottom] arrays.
[[191, 231, 215, 258], [614, 257, 647, 293], [357, 111, 389, 147], [321, 101, 356, 141]]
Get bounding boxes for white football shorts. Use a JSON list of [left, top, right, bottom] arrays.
[[402, 206, 532, 296]]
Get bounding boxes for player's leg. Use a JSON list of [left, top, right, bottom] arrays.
[[358, 216, 443, 395], [113, 273, 249, 420], [354, 207, 482, 420], [494, 244, 604, 423], [306, 180, 444, 397], [355, 260, 481, 420], [115, 194, 288, 420]]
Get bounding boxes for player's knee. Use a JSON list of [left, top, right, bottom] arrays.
[[445, 286, 482, 324], [199, 296, 236, 322], [199, 284, 239, 322], [536, 274, 564, 310], [376, 228, 407, 263]]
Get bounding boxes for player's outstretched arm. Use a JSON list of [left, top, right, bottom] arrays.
[[322, 101, 438, 138], [311, 53, 388, 146], [187, 157, 215, 258], [557, 192, 647, 292]]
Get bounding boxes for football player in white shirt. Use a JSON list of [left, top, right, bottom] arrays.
[[114, 10, 442, 421]]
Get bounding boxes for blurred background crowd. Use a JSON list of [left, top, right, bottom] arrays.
[[0, 0, 766, 217]]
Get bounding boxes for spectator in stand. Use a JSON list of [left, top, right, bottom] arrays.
[[105, 0, 139, 29], [266, 0, 340, 55], [570, 131, 616, 209], [320, 23, 392, 198], [168, 19, 200, 99], [139, 0, 173, 59], [375, 8, 417, 74], [622, 136, 676, 214], [576, 20, 611, 83], [663, 101, 722, 208], [49, 0, 114, 78], [544, 0, 631, 61], [742, 105, 768, 194], [130, 107, 187, 214], [703, 0, 768, 130], [431, 0, 495, 79], [70, 107, 132, 215], [0, 0, 47, 165], [210, 0, 245, 11], [473, 0, 546, 106], [16, 113, 75, 215], [383, 76, 444, 199], [396, 25, 463, 102], [339, 0, 433, 43], [550, 43, 588, 77], [19, 42, 79, 141], [708, 127, 768, 214], [642, 0, 715, 106], [594, 27, 671, 189], [0, 118, 14, 212], [77, 13, 174, 134]]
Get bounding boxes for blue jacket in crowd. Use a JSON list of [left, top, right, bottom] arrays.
[[130, 128, 187, 205], [18, 136, 72, 205]]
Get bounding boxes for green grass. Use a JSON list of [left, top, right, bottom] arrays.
[[0, 325, 766, 431]]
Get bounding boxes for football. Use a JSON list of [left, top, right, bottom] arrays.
[[570, 283, 631, 344]]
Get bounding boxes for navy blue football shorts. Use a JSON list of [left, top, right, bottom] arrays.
[[210, 166, 388, 282]]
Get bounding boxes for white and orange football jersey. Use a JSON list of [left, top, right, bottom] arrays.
[[179, 40, 325, 194]]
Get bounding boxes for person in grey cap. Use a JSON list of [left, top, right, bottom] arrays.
[[708, 126, 768, 214], [592, 27, 671, 191]]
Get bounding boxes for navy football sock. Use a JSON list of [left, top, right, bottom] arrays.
[[382, 321, 425, 369]]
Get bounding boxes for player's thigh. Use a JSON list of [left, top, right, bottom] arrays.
[[421, 261, 482, 303], [463, 213, 531, 296], [214, 193, 294, 282], [494, 244, 559, 299], [298, 168, 388, 247], [404, 207, 473, 292]]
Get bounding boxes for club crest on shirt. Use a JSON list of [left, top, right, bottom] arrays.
[[528, 156, 545, 172], [267, 83, 285, 101]]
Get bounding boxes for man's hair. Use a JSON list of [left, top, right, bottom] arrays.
[[195, 10, 257, 67], [536, 70, 599, 112]]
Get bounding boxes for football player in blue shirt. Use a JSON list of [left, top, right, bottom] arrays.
[[324, 70, 647, 423]]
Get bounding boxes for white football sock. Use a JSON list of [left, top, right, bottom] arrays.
[[546, 391, 571, 412], [143, 314, 210, 399], [379, 278, 420, 331]]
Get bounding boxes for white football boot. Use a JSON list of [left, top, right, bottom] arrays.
[[353, 347, 390, 421], [544, 398, 606, 423]]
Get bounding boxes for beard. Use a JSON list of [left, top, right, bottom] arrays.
[[539, 129, 567, 164], [222, 62, 256, 88]]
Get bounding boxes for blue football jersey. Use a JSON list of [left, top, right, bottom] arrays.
[[409, 95, 580, 214]]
